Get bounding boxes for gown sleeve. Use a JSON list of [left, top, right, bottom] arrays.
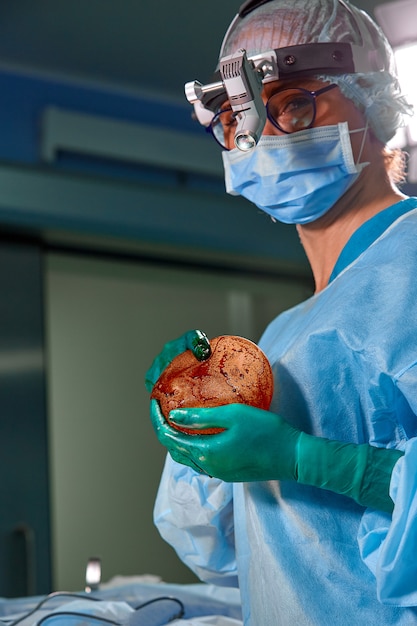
[[358, 437, 417, 606], [153, 454, 239, 587]]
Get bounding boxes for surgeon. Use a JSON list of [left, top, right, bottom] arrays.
[[145, 0, 417, 623]]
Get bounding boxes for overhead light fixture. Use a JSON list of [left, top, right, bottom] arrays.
[[393, 43, 417, 145], [375, 0, 417, 182], [374, 0, 417, 146]]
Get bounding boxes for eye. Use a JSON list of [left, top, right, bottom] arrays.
[[278, 95, 311, 117], [209, 106, 238, 150], [267, 89, 315, 133], [219, 108, 237, 127]]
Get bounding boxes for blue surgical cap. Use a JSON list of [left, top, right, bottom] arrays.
[[220, 0, 413, 143]]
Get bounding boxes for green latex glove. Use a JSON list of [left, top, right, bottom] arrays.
[[149, 401, 403, 513], [145, 329, 211, 393]]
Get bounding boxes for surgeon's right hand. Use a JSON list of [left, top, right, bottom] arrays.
[[144, 329, 211, 393], [149, 397, 403, 514]]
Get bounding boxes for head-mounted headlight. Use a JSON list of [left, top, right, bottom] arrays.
[[185, 0, 389, 151]]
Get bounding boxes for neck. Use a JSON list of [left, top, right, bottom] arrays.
[[297, 166, 406, 293]]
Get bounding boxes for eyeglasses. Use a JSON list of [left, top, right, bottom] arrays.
[[208, 83, 338, 150]]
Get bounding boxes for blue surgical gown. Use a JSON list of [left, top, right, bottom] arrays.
[[154, 197, 417, 625]]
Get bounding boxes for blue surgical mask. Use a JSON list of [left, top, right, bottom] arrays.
[[222, 122, 369, 225]]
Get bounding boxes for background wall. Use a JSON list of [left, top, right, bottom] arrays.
[[0, 0, 403, 103]]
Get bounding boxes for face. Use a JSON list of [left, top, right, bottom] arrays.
[[217, 77, 370, 161]]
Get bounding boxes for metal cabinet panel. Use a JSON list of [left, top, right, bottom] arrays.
[[0, 241, 51, 596]]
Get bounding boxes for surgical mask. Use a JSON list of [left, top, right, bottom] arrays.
[[222, 122, 369, 225]]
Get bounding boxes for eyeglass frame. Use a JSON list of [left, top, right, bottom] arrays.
[[208, 83, 338, 150]]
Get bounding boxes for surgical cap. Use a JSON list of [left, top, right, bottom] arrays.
[[220, 0, 413, 143]]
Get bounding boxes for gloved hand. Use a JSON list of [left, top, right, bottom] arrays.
[[150, 400, 300, 479], [149, 400, 403, 514], [145, 329, 211, 393]]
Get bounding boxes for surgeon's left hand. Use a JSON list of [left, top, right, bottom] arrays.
[[150, 400, 300, 482]]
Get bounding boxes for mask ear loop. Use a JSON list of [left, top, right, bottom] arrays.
[[350, 120, 369, 165]]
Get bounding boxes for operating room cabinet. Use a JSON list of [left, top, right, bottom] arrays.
[[0, 241, 51, 596]]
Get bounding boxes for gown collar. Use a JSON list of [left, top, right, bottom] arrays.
[[329, 197, 417, 284]]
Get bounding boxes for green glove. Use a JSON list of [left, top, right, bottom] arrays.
[[149, 401, 403, 513], [145, 329, 211, 393]]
